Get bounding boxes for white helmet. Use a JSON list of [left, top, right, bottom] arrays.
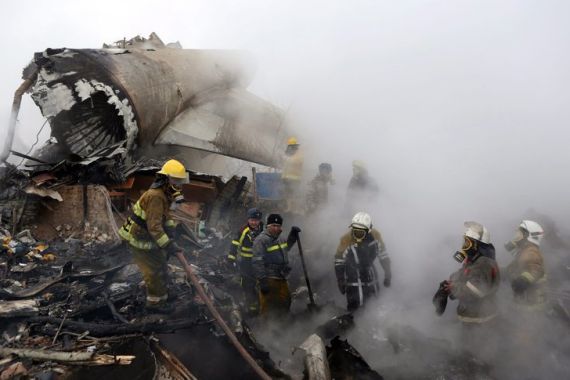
[[519, 220, 544, 246], [464, 221, 490, 244], [351, 212, 372, 231]]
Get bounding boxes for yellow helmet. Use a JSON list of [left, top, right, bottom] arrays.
[[157, 159, 189, 184], [287, 137, 298, 146]]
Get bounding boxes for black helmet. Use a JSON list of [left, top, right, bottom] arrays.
[[247, 208, 262, 220], [267, 213, 283, 226], [319, 162, 332, 172]]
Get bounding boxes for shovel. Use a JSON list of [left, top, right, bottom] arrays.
[[295, 233, 319, 311]]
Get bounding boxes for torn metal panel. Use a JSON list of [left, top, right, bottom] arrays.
[[24, 185, 62, 202], [23, 35, 287, 167], [155, 87, 286, 167]]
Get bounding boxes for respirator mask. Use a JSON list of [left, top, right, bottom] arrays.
[[453, 236, 476, 263], [351, 228, 368, 243], [504, 228, 525, 254]]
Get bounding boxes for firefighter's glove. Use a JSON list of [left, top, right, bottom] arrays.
[[166, 241, 183, 258], [175, 223, 188, 238], [337, 278, 346, 295], [259, 278, 270, 294], [511, 276, 531, 294], [443, 280, 455, 299], [383, 277, 391, 288]]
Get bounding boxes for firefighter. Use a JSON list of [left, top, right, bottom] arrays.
[[281, 137, 304, 212], [345, 160, 379, 215], [334, 212, 392, 312], [227, 207, 264, 315], [504, 220, 546, 309], [305, 162, 334, 213], [443, 222, 500, 324], [252, 213, 300, 317], [119, 159, 188, 312]]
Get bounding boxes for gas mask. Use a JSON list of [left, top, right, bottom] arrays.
[[167, 184, 184, 204], [504, 229, 525, 253], [351, 228, 368, 243], [453, 236, 477, 263]]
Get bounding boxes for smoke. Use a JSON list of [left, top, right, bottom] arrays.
[[2, 0, 570, 378]]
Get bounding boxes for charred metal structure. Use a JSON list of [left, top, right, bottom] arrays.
[[19, 33, 286, 169]]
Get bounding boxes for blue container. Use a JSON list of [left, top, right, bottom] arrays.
[[255, 172, 283, 200]]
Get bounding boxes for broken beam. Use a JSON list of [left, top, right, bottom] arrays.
[[0, 347, 134, 366]]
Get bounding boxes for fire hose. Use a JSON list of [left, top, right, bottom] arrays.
[[175, 251, 272, 380]]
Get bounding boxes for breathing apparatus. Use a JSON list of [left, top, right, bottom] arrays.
[[453, 221, 490, 263]]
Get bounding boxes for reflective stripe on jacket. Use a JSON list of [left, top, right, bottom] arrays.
[[119, 188, 174, 250], [228, 225, 262, 261], [334, 228, 391, 286], [252, 231, 291, 280], [450, 255, 500, 323]]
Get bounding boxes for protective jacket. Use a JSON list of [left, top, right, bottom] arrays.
[[281, 149, 304, 181], [449, 250, 500, 323], [334, 228, 391, 310], [306, 174, 332, 213], [505, 242, 546, 307], [228, 225, 263, 263], [252, 230, 296, 280], [119, 188, 176, 250], [229, 224, 263, 281]]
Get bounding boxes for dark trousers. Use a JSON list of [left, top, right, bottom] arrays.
[[346, 284, 377, 312]]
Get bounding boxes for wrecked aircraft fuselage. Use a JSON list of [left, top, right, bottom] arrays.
[[22, 34, 287, 170]]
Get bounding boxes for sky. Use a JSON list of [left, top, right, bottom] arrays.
[[1, 1, 570, 375]]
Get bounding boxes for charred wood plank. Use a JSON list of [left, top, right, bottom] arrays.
[[0, 299, 39, 318], [29, 317, 211, 337], [0, 347, 134, 365]]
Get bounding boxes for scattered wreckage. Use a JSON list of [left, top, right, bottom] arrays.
[[4, 32, 568, 380], [0, 33, 386, 379]]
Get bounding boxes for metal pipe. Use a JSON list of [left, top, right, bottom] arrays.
[[1, 70, 38, 164], [175, 251, 272, 380]]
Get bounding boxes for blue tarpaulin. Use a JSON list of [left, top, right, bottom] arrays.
[[255, 172, 283, 200]]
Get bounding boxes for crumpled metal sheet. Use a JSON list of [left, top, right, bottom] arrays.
[[24, 34, 288, 167], [155, 87, 286, 167]]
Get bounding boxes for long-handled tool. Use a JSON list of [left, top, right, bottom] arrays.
[[175, 251, 271, 380], [296, 234, 318, 310]]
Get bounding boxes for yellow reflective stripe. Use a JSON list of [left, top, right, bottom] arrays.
[[147, 294, 168, 303], [118, 226, 131, 241], [133, 201, 146, 220], [520, 272, 536, 283], [228, 254, 236, 260], [156, 233, 170, 248], [238, 227, 250, 246], [165, 219, 176, 227], [129, 238, 156, 250], [466, 281, 485, 298], [241, 247, 253, 252], [231, 240, 240, 246], [266, 243, 288, 252], [240, 252, 253, 258]]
